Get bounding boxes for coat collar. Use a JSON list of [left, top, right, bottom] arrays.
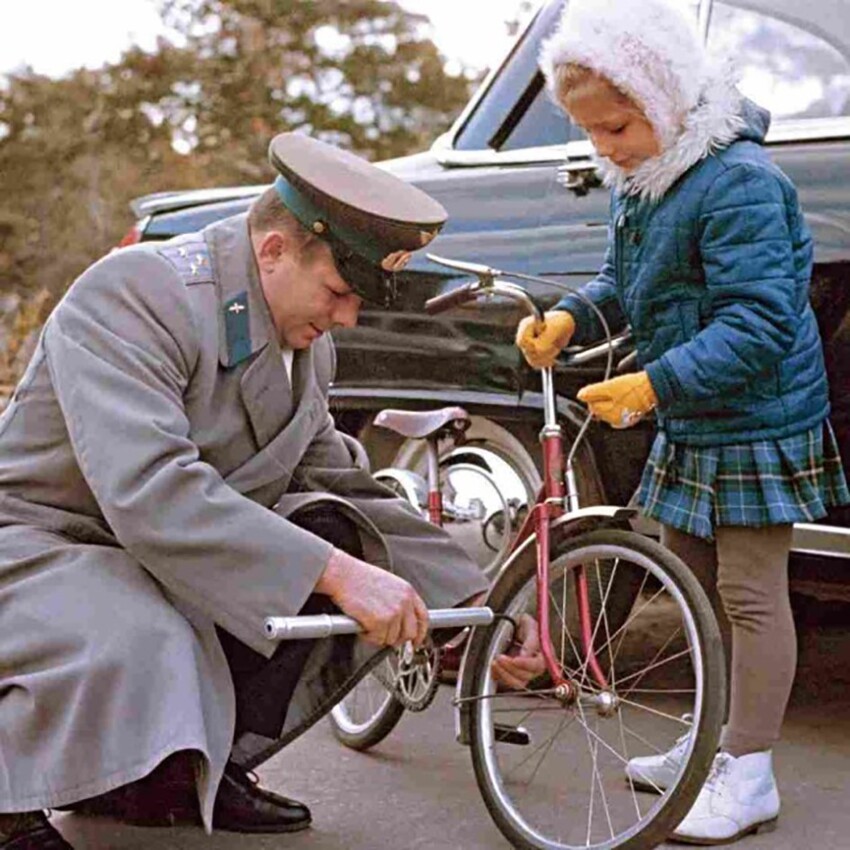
[[204, 214, 307, 448], [599, 67, 748, 204], [204, 214, 278, 368]]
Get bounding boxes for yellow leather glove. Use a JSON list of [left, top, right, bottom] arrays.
[[577, 371, 658, 429], [515, 310, 576, 369]]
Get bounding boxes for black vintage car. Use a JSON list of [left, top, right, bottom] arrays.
[[128, 0, 850, 597]]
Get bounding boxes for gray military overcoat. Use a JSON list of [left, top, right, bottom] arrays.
[[0, 215, 487, 828]]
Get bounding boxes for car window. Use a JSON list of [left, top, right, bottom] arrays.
[[708, 3, 850, 120], [499, 82, 576, 150], [453, 0, 570, 151], [143, 198, 256, 240], [495, 0, 702, 152]]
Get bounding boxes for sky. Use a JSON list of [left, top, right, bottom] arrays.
[[0, 0, 534, 78]]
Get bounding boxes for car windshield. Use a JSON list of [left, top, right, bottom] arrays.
[[710, 1, 850, 120], [723, 1, 850, 61], [451, 0, 850, 155]]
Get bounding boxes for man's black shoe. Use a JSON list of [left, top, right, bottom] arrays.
[[55, 752, 198, 826], [212, 762, 311, 834], [0, 812, 74, 850], [59, 755, 310, 834]]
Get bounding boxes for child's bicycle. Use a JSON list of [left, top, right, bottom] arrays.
[[265, 256, 726, 850]]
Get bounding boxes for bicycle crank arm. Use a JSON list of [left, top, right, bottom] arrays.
[[264, 606, 494, 641]]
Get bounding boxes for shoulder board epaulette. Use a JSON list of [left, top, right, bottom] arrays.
[[157, 237, 215, 286]]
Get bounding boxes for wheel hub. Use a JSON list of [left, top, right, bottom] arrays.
[[594, 691, 620, 717]]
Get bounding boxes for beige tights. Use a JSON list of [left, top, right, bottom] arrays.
[[661, 524, 796, 756]]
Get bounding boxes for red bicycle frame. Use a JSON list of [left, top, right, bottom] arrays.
[[499, 370, 610, 696]]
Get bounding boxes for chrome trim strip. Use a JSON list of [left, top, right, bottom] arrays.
[[131, 184, 268, 218], [791, 523, 850, 558], [698, 0, 713, 39], [436, 143, 570, 168], [437, 138, 592, 168], [329, 385, 588, 428], [435, 119, 850, 169], [767, 117, 850, 144]]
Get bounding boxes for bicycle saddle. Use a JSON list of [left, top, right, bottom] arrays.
[[373, 407, 470, 440]]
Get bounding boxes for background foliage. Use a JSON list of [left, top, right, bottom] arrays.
[[0, 0, 508, 382]]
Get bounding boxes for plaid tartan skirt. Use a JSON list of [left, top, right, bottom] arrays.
[[636, 420, 850, 540]]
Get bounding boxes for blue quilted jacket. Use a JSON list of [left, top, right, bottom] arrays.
[[557, 100, 830, 446]]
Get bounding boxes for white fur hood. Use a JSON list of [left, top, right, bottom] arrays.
[[540, 0, 757, 202], [599, 69, 757, 203]]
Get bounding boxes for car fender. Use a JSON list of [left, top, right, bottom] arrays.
[[372, 466, 428, 511]]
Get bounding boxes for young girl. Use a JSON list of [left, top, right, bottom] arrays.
[[516, 0, 850, 844]]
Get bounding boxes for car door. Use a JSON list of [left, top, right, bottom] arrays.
[[706, 0, 850, 536]]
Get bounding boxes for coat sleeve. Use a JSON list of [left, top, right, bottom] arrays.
[[286, 338, 489, 605], [645, 163, 802, 406], [42, 250, 333, 657], [555, 192, 627, 345]]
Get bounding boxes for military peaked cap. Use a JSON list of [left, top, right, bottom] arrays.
[[269, 132, 449, 306]]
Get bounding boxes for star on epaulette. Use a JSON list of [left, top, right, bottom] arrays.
[[159, 241, 214, 286]]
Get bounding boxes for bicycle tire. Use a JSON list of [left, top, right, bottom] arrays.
[[328, 654, 406, 751], [466, 529, 725, 850]]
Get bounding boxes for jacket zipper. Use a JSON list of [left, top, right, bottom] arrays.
[[615, 203, 628, 291]]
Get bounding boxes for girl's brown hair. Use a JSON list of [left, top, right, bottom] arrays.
[[553, 62, 637, 112]]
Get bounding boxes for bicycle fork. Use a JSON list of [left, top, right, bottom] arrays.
[[521, 368, 610, 698]]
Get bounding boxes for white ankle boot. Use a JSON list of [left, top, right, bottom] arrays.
[[625, 730, 692, 792], [671, 750, 780, 845]]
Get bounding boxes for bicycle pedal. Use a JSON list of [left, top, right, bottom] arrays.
[[494, 723, 531, 746]]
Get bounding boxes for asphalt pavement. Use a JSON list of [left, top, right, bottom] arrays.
[[54, 600, 850, 850]]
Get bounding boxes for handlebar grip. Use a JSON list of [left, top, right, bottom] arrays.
[[424, 283, 478, 315], [264, 606, 494, 640]]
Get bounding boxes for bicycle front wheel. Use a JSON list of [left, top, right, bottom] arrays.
[[466, 529, 725, 850]]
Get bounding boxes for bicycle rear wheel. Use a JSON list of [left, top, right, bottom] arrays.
[[328, 652, 405, 751], [466, 529, 725, 850]]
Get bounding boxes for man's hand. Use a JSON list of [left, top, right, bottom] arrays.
[[316, 548, 429, 648], [515, 310, 576, 369], [491, 613, 547, 690]]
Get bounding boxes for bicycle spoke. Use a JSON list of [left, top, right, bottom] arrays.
[[620, 717, 686, 760], [569, 574, 668, 692], [570, 709, 632, 768], [491, 696, 550, 727], [470, 533, 722, 850], [616, 643, 691, 693], [609, 570, 651, 670], [501, 710, 576, 784], [618, 720, 685, 795], [594, 556, 620, 690], [616, 695, 696, 726], [616, 699, 644, 820], [546, 582, 587, 686], [586, 583, 669, 666], [521, 712, 573, 790], [626, 688, 696, 695], [576, 698, 616, 843]]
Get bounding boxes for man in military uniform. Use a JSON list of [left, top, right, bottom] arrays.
[[0, 133, 497, 849]]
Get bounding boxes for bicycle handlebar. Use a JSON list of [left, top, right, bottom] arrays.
[[264, 606, 495, 640], [424, 283, 479, 315], [424, 253, 636, 376]]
